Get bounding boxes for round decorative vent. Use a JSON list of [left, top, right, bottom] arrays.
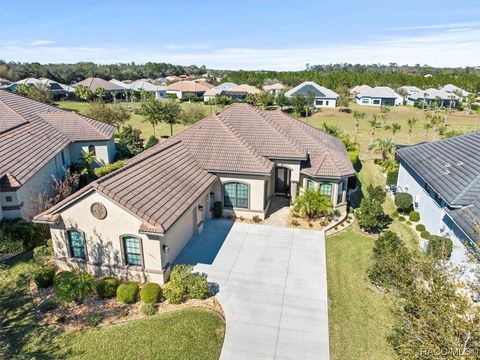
[[91, 202, 107, 220]]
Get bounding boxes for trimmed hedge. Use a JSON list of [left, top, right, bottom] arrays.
[[141, 303, 157, 316], [394, 193, 413, 213], [140, 282, 162, 304], [420, 230, 431, 239], [96, 277, 119, 299], [163, 265, 211, 304], [409, 211, 420, 222], [94, 160, 126, 178], [427, 235, 453, 260], [34, 267, 55, 288], [416, 224, 426, 232], [116, 281, 139, 304], [386, 170, 399, 185], [348, 150, 360, 167]]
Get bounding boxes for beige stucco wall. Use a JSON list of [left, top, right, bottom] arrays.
[[213, 172, 270, 220], [273, 160, 301, 182], [299, 174, 348, 209], [68, 139, 115, 166]]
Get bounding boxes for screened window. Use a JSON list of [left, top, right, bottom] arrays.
[[337, 181, 345, 204], [325, 101, 329, 106], [224, 182, 248, 208], [316, 100, 323, 106], [362, 98, 369, 104], [306, 179, 316, 191], [319, 183, 332, 196], [123, 237, 142, 266], [88, 145, 96, 156], [67, 230, 86, 259]]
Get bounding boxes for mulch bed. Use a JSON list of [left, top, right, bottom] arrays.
[[30, 281, 224, 331]]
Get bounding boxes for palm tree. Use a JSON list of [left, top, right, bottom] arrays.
[[321, 122, 341, 137], [423, 122, 433, 141], [389, 122, 401, 142], [407, 117, 418, 144], [369, 138, 396, 161], [368, 115, 382, 145], [380, 106, 390, 125], [160, 99, 182, 136], [353, 110, 366, 144]]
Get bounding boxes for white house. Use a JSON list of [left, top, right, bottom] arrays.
[[263, 83, 286, 96], [203, 82, 237, 102], [285, 81, 338, 108], [440, 84, 469, 99], [7, 78, 74, 98], [406, 88, 459, 107], [0, 90, 116, 220], [34, 103, 354, 284], [356, 86, 403, 106], [398, 86, 422, 97], [349, 84, 372, 99], [396, 133, 480, 276]]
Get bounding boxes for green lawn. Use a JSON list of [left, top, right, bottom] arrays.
[[56, 100, 219, 139], [0, 253, 225, 360]]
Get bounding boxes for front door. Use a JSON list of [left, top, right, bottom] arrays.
[[275, 167, 291, 197]]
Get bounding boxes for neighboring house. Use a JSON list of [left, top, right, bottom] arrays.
[[34, 103, 354, 284], [406, 88, 459, 107], [356, 86, 403, 106], [396, 132, 480, 255], [263, 83, 286, 96], [109, 78, 128, 88], [440, 84, 470, 99], [166, 80, 212, 99], [125, 79, 167, 100], [0, 90, 116, 220], [220, 84, 261, 101], [203, 82, 237, 102], [0, 78, 12, 88], [74, 77, 125, 95], [6, 77, 74, 98], [155, 77, 168, 85], [349, 84, 371, 99], [285, 81, 339, 108], [398, 86, 422, 97]]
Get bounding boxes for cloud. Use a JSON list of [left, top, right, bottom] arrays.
[[29, 40, 55, 46], [389, 22, 480, 31], [1, 27, 480, 70]]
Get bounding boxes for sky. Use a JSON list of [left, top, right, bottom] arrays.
[[1, 0, 480, 70]]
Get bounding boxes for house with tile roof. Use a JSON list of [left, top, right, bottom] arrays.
[[34, 103, 354, 283], [74, 77, 126, 94], [349, 84, 372, 99], [406, 88, 459, 108], [167, 80, 213, 99], [285, 81, 339, 108], [396, 132, 480, 272], [203, 82, 237, 102], [356, 86, 403, 106], [0, 90, 116, 220], [110, 79, 168, 100], [263, 83, 286, 96]]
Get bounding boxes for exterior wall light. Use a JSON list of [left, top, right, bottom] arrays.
[[198, 205, 204, 211], [162, 244, 169, 254]]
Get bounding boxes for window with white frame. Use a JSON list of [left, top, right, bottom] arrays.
[[319, 183, 332, 196]]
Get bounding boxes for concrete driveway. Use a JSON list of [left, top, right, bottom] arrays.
[[175, 220, 329, 360]]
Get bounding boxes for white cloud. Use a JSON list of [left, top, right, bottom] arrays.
[[2, 28, 480, 70], [29, 40, 55, 46]]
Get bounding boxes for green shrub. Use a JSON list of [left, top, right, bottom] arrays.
[[85, 313, 103, 327], [141, 303, 157, 316], [409, 211, 420, 222], [394, 193, 413, 213], [96, 277, 119, 299], [213, 201, 223, 219], [33, 240, 53, 264], [0, 232, 23, 254], [116, 281, 139, 304], [420, 230, 431, 239], [398, 216, 406, 222], [187, 273, 210, 300], [0, 217, 47, 249], [163, 281, 185, 304], [252, 215, 261, 223], [145, 135, 160, 149], [34, 267, 55, 288], [94, 160, 126, 178], [140, 283, 162, 304], [293, 189, 333, 219], [386, 170, 399, 185], [427, 236, 453, 260], [416, 224, 426, 232], [348, 150, 360, 166], [54, 271, 95, 303], [391, 210, 399, 218]]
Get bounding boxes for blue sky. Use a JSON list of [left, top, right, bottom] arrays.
[[1, 0, 479, 69]]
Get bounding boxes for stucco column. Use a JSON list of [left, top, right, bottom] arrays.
[[290, 181, 298, 202], [342, 180, 347, 204]]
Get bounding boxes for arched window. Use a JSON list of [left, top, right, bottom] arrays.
[[67, 229, 86, 259], [319, 183, 332, 196], [224, 182, 248, 209], [122, 236, 143, 266], [88, 145, 96, 156]]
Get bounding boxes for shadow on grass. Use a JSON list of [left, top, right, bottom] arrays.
[[0, 252, 73, 359]]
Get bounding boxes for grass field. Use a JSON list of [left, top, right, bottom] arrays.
[[0, 253, 225, 359], [56, 100, 219, 139]]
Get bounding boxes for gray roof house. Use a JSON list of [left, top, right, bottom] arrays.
[[406, 88, 459, 107], [285, 81, 339, 108], [398, 86, 422, 97], [203, 82, 237, 102], [356, 86, 403, 106], [7, 78, 74, 98], [0, 90, 116, 220], [75, 77, 126, 93], [440, 84, 470, 98], [34, 103, 354, 284], [396, 132, 480, 256]]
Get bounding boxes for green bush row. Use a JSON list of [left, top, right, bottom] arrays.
[[409, 211, 420, 222], [386, 170, 399, 185], [94, 160, 126, 178]]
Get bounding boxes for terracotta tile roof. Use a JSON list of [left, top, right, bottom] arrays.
[[35, 140, 217, 234], [226, 84, 261, 94], [167, 81, 211, 93], [74, 77, 125, 92], [0, 90, 115, 189], [263, 83, 285, 91]]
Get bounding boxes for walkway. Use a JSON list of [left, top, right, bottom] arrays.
[[263, 196, 291, 227], [175, 220, 330, 360]]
